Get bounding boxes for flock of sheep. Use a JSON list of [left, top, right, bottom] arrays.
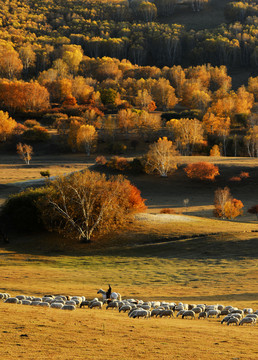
[[1, 292, 257, 326]]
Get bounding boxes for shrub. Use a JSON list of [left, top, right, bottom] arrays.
[[230, 176, 242, 182], [40, 170, 51, 178], [107, 142, 127, 154], [240, 171, 250, 179], [95, 156, 107, 165], [107, 156, 129, 171], [0, 187, 49, 232], [22, 126, 50, 142], [184, 162, 219, 181], [24, 119, 41, 128], [160, 208, 176, 214], [247, 205, 258, 220]]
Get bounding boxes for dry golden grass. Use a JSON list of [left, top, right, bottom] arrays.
[[0, 154, 257, 359], [1, 301, 258, 360]]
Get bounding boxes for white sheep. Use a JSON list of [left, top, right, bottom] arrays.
[[21, 300, 32, 305], [159, 309, 174, 318], [106, 301, 119, 310], [119, 304, 132, 313], [182, 310, 195, 319], [62, 304, 76, 311], [31, 301, 41, 306], [239, 317, 255, 326], [176, 310, 185, 318], [89, 301, 103, 309], [227, 317, 239, 326], [38, 302, 50, 307], [198, 311, 207, 319], [51, 303, 63, 309], [4, 297, 20, 304], [243, 308, 253, 314], [207, 309, 221, 318]]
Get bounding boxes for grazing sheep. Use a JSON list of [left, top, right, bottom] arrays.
[[245, 314, 258, 320], [182, 310, 195, 320], [188, 304, 197, 310], [65, 300, 77, 306], [51, 303, 63, 309], [239, 317, 255, 326], [243, 308, 253, 314], [159, 309, 174, 318], [119, 305, 132, 313], [80, 301, 90, 308], [207, 310, 221, 318], [230, 313, 242, 320], [198, 311, 207, 319], [21, 300, 32, 305], [219, 309, 230, 316], [16, 295, 26, 300], [130, 309, 150, 319], [151, 308, 164, 317], [38, 302, 50, 307], [31, 301, 41, 306], [62, 304, 76, 311], [227, 317, 239, 326], [4, 297, 20, 304], [221, 315, 234, 324], [89, 301, 103, 309], [230, 309, 243, 315], [106, 301, 119, 310], [176, 310, 185, 318], [192, 307, 202, 314]]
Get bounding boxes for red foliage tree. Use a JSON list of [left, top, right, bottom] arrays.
[[184, 162, 219, 181]]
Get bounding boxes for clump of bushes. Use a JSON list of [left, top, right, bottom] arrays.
[[0, 187, 49, 232], [230, 171, 250, 182], [95, 156, 145, 174]]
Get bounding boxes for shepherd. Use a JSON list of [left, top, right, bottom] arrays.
[[106, 284, 112, 299]]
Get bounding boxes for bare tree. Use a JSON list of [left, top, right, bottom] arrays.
[[17, 143, 33, 165]]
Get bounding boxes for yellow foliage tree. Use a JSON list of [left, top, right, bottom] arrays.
[[145, 137, 178, 177], [0, 111, 17, 142], [76, 124, 98, 156]]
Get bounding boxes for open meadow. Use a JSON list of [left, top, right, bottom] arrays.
[[0, 154, 257, 359]]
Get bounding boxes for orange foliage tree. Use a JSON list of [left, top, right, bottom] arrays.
[[0, 111, 17, 142], [0, 80, 50, 112], [224, 199, 244, 219], [184, 162, 219, 181], [42, 170, 146, 242], [214, 187, 243, 219]]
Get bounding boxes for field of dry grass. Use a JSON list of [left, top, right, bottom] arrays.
[[0, 154, 257, 359]]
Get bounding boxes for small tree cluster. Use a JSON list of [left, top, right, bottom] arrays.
[[214, 187, 243, 219], [17, 143, 33, 165]]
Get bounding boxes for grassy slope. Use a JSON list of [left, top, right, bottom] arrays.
[[0, 154, 257, 359]]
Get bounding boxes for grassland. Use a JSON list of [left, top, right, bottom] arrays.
[[0, 154, 257, 359]]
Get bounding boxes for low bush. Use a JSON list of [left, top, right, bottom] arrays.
[[184, 162, 220, 181], [0, 187, 49, 232], [160, 208, 176, 214]]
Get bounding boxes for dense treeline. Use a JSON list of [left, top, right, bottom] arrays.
[[0, 0, 257, 70], [0, 0, 257, 158]]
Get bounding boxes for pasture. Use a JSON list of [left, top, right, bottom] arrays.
[[0, 154, 257, 359]]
